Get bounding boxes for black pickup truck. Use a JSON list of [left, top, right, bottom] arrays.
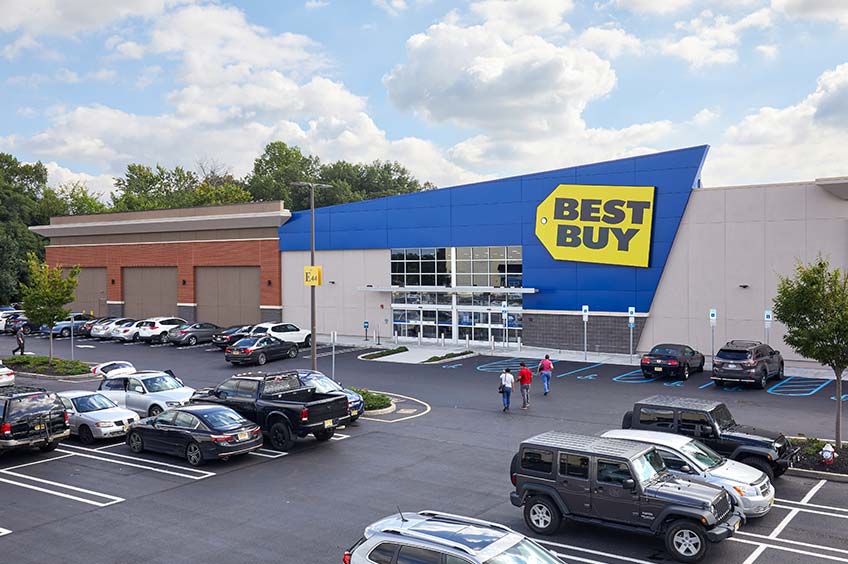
[[190, 371, 349, 451], [0, 386, 70, 454]]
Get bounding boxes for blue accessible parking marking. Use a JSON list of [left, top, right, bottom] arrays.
[[556, 362, 604, 379], [698, 381, 745, 392], [767, 376, 832, 397], [476, 358, 560, 373], [442, 364, 463, 369], [613, 369, 660, 383], [832, 394, 848, 401]]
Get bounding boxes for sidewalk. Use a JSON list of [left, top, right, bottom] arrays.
[[319, 332, 838, 379]]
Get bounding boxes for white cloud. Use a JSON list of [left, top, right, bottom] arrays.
[[691, 107, 720, 125], [704, 63, 848, 185], [771, 0, 848, 27], [2, 34, 41, 59], [44, 162, 115, 198], [88, 69, 117, 81], [305, 0, 329, 8], [372, 0, 408, 16], [55, 69, 80, 84], [469, 0, 574, 35], [658, 8, 772, 69], [135, 65, 162, 89], [755, 43, 779, 59], [114, 40, 145, 59], [16, 107, 37, 118], [610, 0, 766, 15], [574, 24, 642, 58]]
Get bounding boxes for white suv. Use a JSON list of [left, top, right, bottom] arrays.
[[137, 317, 187, 343], [267, 323, 311, 347]]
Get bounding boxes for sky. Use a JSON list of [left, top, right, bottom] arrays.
[[1, 0, 847, 198]]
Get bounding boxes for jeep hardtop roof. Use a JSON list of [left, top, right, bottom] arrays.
[[523, 431, 653, 460], [0, 385, 51, 399], [636, 395, 724, 412]]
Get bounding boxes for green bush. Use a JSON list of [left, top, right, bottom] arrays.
[[362, 346, 408, 360], [350, 388, 392, 410], [3, 356, 90, 376], [424, 351, 472, 363], [799, 437, 827, 458]]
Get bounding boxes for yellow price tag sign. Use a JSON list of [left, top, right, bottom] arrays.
[[304, 266, 323, 286]]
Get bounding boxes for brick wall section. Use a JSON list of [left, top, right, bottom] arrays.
[[46, 240, 281, 306], [523, 313, 648, 355]]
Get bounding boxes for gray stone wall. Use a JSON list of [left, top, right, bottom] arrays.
[[106, 303, 124, 318], [177, 305, 197, 323], [260, 308, 283, 324], [523, 313, 647, 355]]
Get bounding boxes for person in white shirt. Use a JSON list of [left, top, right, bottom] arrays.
[[500, 368, 515, 412]]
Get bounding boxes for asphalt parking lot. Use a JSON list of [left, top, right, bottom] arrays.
[[1, 334, 846, 564]]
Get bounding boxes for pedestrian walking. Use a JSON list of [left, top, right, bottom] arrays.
[[12, 327, 25, 356], [537, 354, 553, 396], [499, 368, 514, 412], [518, 362, 533, 409]]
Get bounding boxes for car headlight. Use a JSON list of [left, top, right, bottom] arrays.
[[95, 421, 115, 428], [166, 401, 181, 407], [732, 485, 758, 497]]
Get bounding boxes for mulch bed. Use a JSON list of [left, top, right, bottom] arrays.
[[793, 440, 848, 474]]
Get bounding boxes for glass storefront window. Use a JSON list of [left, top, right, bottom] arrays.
[[508, 246, 522, 260], [393, 310, 407, 322], [406, 274, 421, 285], [456, 274, 472, 287], [457, 293, 472, 306], [458, 311, 473, 326], [422, 310, 436, 322], [472, 247, 489, 259], [392, 292, 406, 304], [421, 274, 436, 286], [391, 249, 405, 260], [472, 274, 489, 287], [421, 293, 436, 305], [437, 292, 452, 305], [455, 247, 472, 260], [438, 311, 451, 325], [472, 293, 490, 307], [391, 261, 404, 274], [407, 309, 421, 322], [437, 274, 451, 287], [405, 248, 420, 261]]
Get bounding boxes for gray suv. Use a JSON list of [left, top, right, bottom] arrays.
[[712, 340, 784, 388], [510, 432, 743, 563], [345, 510, 563, 564]]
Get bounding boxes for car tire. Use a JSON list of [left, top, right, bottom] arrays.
[[132, 333, 139, 342], [698, 359, 705, 372], [523, 496, 561, 535], [159, 332, 168, 343], [757, 369, 768, 390], [314, 429, 335, 441], [681, 363, 690, 381], [622, 411, 633, 429], [39, 441, 59, 453], [185, 442, 204, 467], [269, 421, 294, 451], [23, 326, 31, 335], [740, 456, 775, 482], [304, 334, 311, 347], [60, 328, 70, 338], [78, 425, 95, 445], [128, 431, 144, 453], [148, 405, 163, 417], [287, 345, 299, 359], [257, 353, 267, 366], [777, 362, 785, 380], [665, 520, 709, 563], [187, 336, 197, 346]]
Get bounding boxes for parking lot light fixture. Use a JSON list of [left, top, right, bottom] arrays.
[[291, 181, 333, 370]]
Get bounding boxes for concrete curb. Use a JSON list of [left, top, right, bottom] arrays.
[[357, 350, 404, 361], [12, 370, 92, 381], [421, 351, 478, 364], [786, 467, 848, 483], [364, 401, 397, 416]]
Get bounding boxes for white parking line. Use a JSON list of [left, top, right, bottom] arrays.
[[0, 474, 124, 507], [56, 447, 215, 480], [0, 453, 75, 471], [0, 469, 124, 506], [249, 448, 288, 459], [122, 342, 143, 346], [738, 532, 848, 556], [534, 539, 655, 564], [776, 498, 848, 513], [769, 479, 828, 538], [773, 504, 848, 520], [742, 546, 767, 564], [0, 527, 10, 537], [730, 537, 848, 563], [549, 551, 611, 564], [330, 432, 350, 441]]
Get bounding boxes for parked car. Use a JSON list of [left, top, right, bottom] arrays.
[[622, 395, 799, 481], [224, 336, 299, 366], [58, 391, 139, 444], [712, 340, 785, 388], [113, 319, 148, 342], [0, 310, 24, 333], [641, 343, 705, 380], [602, 429, 774, 518], [90, 360, 137, 378], [211, 325, 254, 349], [7, 316, 40, 335], [0, 386, 70, 454], [91, 318, 135, 339], [41, 313, 94, 338], [510, 431, 743, 563], [345, 511, 564, 564], [297, 369, 364, 422], [137, 317, 187, 343], [97, 370, 195, 417], [167, 322, 222, 346], [0, 361, 14, 387], [191, 370, 350, 450], [126, 405, 262, 467], [80, 317, 117, 337], [267, 322, 312, 347]]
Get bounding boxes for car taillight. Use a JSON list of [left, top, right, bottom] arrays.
[[741, 359, 757, 367], [179, 330, 188, 334], [91, 366, 97, 374], [122, 329, 129, 333], [511, 473, 517, 486], [150, 325, 158, 330], [343, 551, 351, 564], [640, 357, 649, 364], [244, 348, 254, 354], [300, 408, 309, 423], [225, 348, 232, 354], [252, 427, 261, 436], [64, 412, 69, 425], [668, 359, 679, 366], [0, 423, 10, 435], [211, 435, 234, 443]]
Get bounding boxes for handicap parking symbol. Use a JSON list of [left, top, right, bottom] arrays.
[[663, 381, 684, 387], [576, 374, 597, 380], [442, 363, 462, 369], [832, 394, 848, 401]]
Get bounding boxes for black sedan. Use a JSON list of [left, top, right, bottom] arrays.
[[224, 336, 299, 366], [126, 405, 262, 466], [211, 325, 253, 349], [640, 343, 705, 380]]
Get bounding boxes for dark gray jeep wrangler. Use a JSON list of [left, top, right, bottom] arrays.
[[510, 432, 744, 563]]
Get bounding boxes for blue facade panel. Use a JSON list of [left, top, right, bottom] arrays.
[[279, 145, 708, 313]]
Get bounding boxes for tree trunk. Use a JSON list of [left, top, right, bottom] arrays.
[[836, 367, 844, 448]]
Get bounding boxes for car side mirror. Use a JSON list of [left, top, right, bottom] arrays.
[[680, 465, 693, 474], [695, 424, 714, 438], [132, 386, 144, 394], [622, 479, 636, 490]]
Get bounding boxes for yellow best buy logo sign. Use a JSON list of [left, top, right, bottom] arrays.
[[535, 184, 655, 268]]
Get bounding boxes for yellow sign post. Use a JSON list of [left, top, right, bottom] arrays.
[[535, 184, 655, 267], [304, 266, 323, 286]]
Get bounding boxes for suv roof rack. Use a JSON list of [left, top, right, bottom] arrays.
[[724, 340, 762, 348], [638, 395, 724, 411], [523, 431, 652, 460], [0, 385, 49, 397], [417, 510, 512, 533], [381, 527, 475, 555]]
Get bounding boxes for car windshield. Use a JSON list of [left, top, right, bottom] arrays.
[[71, 394, 117, 413], [711, 405, 736, 429], [223, 326, 246, 335], [234, 338, 259, 347], [680, 440, 724, 470], [199, 409, 248, 431], [650, 346, 680, 356], [176, 324, 192, 330], [8, 394, 59, 417], [485, 539, 562, 564], [631, 449, 666, 484], [717, 349, 749, 361], [142, 375, 183, 392], [301, 374, 342, 394]]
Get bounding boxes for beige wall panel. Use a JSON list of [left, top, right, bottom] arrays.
[[123, 267, 177, 319], [68, 267, 107, 316], [196, 267, 260, 327], [725, 187, 764, 223]]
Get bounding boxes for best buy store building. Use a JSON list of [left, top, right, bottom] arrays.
[[33, 145, 848, 366]]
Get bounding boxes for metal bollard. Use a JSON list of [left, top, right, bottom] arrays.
[[394, 331, 398, 345], [418, 332, 422, 346], [490, 335, 495, 352], [466, 335, 470, 351], [518, 336, 522, 352]]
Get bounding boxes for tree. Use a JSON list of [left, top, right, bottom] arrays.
[[18, 253, 80, 362], [244, 142, 321, 205], [111, 164, 200, 211], [772, 257, 848, 447], [57, 182, 108, 215]]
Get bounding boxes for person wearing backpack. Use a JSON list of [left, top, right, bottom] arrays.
[[537, 354, 553, 396], [499, 368, 514, 412]]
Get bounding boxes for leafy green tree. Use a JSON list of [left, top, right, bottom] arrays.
[[19, 253, 80, 362], [57, 182, 108, 215], [181, 182, 252, 207], [772, 257, 848, 447], [244, 142, 322, 205], [111, 164, 200, 211]]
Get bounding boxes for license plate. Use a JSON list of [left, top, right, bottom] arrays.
[[734, 520, 740, 531], [654, 367, 663, 372], [34, 423, 45, 431], [122, 425, 128, 432], [324, 419, 333, 428], [238, 432, 248, 441], [232, 350, 240, 355], [727, 364, 737, 369], [769, 498, 774, 506], [351, 409, 359, 416]]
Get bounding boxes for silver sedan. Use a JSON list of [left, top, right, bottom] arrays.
[[58, 391, 139, 444]]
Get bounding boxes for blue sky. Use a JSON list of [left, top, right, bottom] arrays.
[[1, 0, 847, 197]]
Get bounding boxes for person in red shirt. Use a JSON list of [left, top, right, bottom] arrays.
[[518, 362, 533, 409]]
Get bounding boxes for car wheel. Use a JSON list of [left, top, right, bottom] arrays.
[[128, 431, 144, 453], [523, 496, 561, 535], [132, 333, 139, 342], [159, 332, 168, 343], [60, 328, 70, 338], [185, 442, 204, 467], [78, 425, 95, 445], [682, 363, 690, 381], [740, 456, 775, 482], [187, 335, 197, 346], [287, 345, 299, 359], [698, 359, 705, 372], [39, 441, 59, 453], [269, 421, 294, 451], [257, 353, 267, 366], [304, 334, 311, 347], [757, 369, 768, 389], [777, 362, 785, 380], [665, 520, 709, 563], [314, 429, 335, 441], [148, 405, 163, 417], [23, 326, 31, 335]]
